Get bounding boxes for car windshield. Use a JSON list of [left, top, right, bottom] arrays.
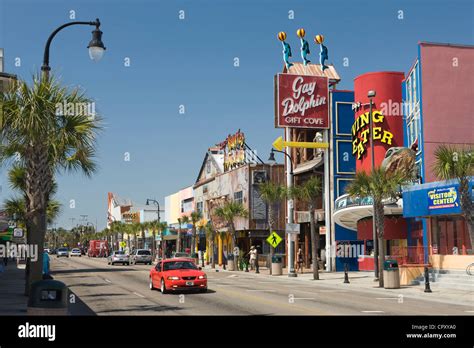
[[58, 248, 67, 252], [72, 249, 79, 252], [163, 261, 198, 271], [137, 250, 150, 255], [114, 251, 125, 255]]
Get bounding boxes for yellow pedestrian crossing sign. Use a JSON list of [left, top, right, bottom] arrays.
[[266, 231, 282, 248], [120, 241, 126, 248]]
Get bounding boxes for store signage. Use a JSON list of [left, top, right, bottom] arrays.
[[275, 74, 329, 129], [351, 110, 394, 159], [286, 223, 300, 234], [218, 130, 246, 172], [428, 187, 459, 210]]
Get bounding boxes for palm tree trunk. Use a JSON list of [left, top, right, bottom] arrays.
[[309, 206, 319, 280], [27, 210, 47, 295], [191, 226, 196, 256], [211, 239, 216, 269], [375, 201, 385, 288], [230, 223, 237, 270], [177, 226, 181, 253], [268, 204, 274, 274], [152, 230, 156, 259]]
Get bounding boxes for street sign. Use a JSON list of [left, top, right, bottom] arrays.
[[273, 136, 329, 152], [119, 241, 126, 248], [13, 228, 23, 238], [286, 223, 300, 234], [266, 231, 282, 248]]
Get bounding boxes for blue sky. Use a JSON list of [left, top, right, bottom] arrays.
[[0, 0, 473, 230]]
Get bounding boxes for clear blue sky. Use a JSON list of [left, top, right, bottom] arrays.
[[0, 0, 473, 230]]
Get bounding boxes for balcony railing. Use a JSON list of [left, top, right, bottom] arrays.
[[334, 194, 374, 212]]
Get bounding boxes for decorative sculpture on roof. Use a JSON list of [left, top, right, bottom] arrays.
[[278, 31, 293, 70], [297, 28, 310, 66], [314, 34, 328, 71]]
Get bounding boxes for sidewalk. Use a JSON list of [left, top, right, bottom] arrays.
[[0, 261, 28, 315], [203, 264, 474, 308]]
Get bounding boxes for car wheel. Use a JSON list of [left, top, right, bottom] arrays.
[[111, 262, 114, 266], [200, 288, 208, 293], [126, 262, 130, 266], [160, 278, 168, 294], [149, 277, 155, 290]]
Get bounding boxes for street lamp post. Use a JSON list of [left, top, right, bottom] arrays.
[[268, 148, 297, 278], [146, 199, 163, 259], [368, 90, 379, 281], [41, 18, 106, 79]]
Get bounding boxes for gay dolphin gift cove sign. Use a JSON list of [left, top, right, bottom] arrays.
[[275, 74, 329, 128]]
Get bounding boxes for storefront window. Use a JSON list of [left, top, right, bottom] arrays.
[[431, 216, 471, 255]]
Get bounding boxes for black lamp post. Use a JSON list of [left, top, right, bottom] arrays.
[[367, 90, 379, 282], [146, 199, 163, 259], [268, 148, 297, 277], [41, 18, 106, 78]]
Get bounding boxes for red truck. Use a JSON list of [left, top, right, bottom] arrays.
[[87, 240, 109, 257]]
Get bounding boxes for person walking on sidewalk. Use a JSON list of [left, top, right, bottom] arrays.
[[248, 246, 257, 270], [296, 248, 304, 274]]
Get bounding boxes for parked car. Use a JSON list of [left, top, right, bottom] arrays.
[[108, 250, 129, 266], [57, 247, 69, 258], [130, 249, 153, 265], [50, 249, 57, 255], [70, 248, 82, 257], [149, 258, 207, 293]]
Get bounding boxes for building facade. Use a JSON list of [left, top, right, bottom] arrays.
[[401, 42, 474, 272]]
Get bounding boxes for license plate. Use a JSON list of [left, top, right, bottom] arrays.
[[186, 281, 194, 286]]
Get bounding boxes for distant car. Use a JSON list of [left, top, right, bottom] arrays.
[[70, 248, 82, 257], [50, 249, 57, 255], [130, 249, 153, 265], [108, 251, 129, 266], [57, 248, 69, 258], [149, 258, 207, 293], [173, 252, 191, 258]]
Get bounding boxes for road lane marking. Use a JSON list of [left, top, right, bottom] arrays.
[[293, 298, 315, 300], [246, 289, 277, 292], [133, 292, 145, 298], [104, 279, 112, 283], [376, 297, 399, 300], [361, 310, 384, 313], [464, 310, 474, 313]]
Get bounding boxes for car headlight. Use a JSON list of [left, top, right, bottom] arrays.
[[198, 275, 206, 279], [167, 276, 180, 280]]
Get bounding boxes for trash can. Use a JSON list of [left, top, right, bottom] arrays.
[[383, 260, 400, 289], [227, 255, 235, 271], [27, 280, 69, 315], [271, 255, 282, 276]]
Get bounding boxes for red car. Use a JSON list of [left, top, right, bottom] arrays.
[[149, 258, 207, 293]]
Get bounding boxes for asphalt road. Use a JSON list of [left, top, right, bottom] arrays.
[[50, 256, 472, 316]]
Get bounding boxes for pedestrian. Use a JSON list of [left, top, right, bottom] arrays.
[[296, 248, 304, 274], [248, 245, 257, 271], [42, 251, 50, 279]]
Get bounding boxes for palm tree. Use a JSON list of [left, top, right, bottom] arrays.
[[258, 182, 287, 271], [190, 211, 203, 256], [433, 145, 474, 251], [157, 221, 168, 258], [0, 74, 102, 294], [346, 167, 408, 287], [214, 201, 248, 270], [290, 176, 322, 280], [177, 215, 189, 253], [204, 222, 216, 268]]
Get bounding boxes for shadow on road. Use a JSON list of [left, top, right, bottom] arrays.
[[96, 304, 183, 314], [68, 289, 96, 316], [52, 267, 138, 275]]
